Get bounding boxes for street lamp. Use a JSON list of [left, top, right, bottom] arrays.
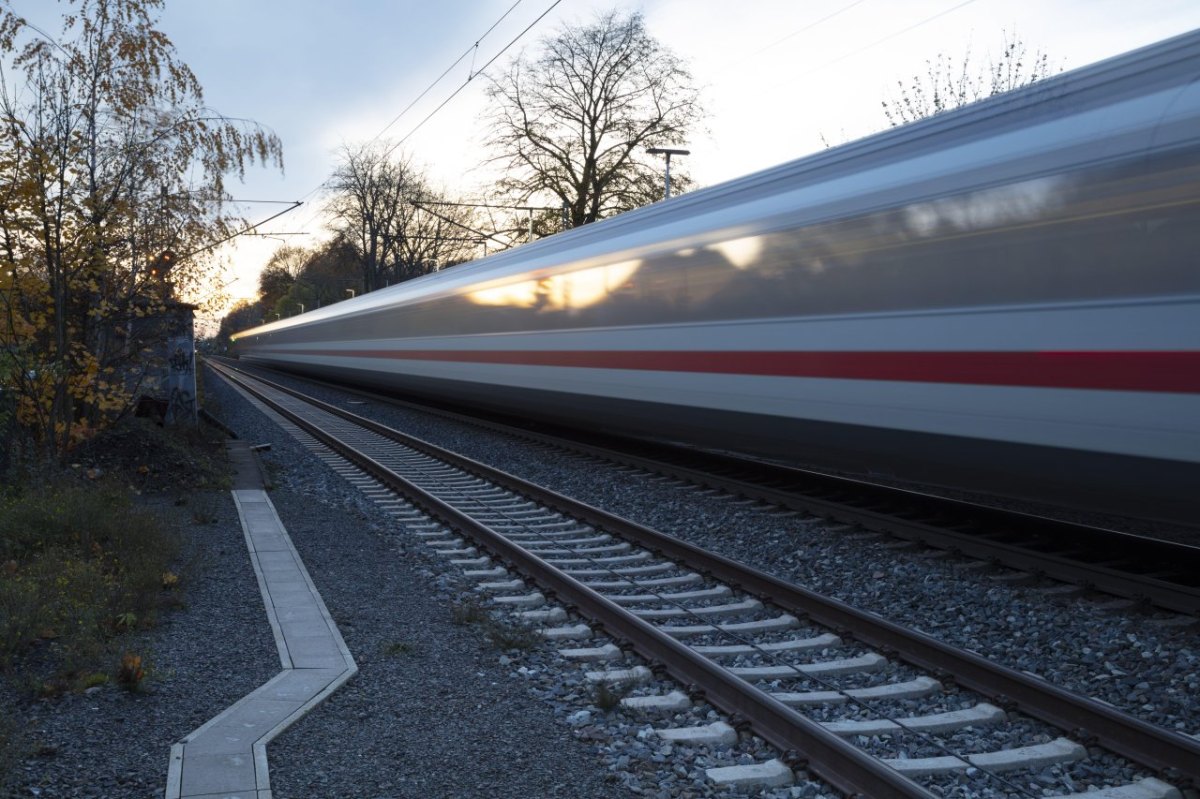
[[647, 147, 690, 200]]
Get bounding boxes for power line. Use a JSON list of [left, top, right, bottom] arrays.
[[728, 0, 869, 69], [367, 0, 524, 145], [422, 199, 560, 211], [410, 201, 512, 248], [178, 202, 303, 261], [278, 1, 559, 246], [381, 0, 564, 159], [798, 0, 983, 78]]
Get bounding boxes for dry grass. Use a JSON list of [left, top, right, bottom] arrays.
[[593, 680, 633, 712], [450, 597, 542, 652], [484, 620, 540, 652], [449, 598, 489, 626], [381, 640, 416, 657], [0, 480, 181, 681]]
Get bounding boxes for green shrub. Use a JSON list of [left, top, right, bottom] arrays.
[[79, 672, 109, 689]]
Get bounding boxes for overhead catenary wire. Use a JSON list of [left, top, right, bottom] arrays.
[[243, 1, 981, 284], [177, 202, 303, 262], [797, 0, 982, 78], [380, 0, 565, 161], [367, 0, 524, 145], [273, 0, 561, 247], [723, 0, 870, 70]]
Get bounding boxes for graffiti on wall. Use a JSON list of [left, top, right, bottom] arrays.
[[164, 333, 196, 424]]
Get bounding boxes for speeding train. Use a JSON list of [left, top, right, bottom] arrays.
[[234, 31, 1200, 525]]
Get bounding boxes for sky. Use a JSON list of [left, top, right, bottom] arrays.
[[21, 1, 1200, 329]]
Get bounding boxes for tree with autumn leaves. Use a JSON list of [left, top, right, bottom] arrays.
[[0, 0, 282, 460]]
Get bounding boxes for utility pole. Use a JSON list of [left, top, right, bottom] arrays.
[[647, 147, 690, 200]]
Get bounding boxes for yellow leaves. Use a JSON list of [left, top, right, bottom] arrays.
[[62, 422, 98, 450], [0, 2, 282, 461], [81, 356, 100, 382]]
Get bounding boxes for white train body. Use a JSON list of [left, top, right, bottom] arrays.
[[234, 32, 1200, 523]]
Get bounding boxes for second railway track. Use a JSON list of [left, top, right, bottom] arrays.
[[222, 359, 1200, 618], [208, 360, 1199, 799]]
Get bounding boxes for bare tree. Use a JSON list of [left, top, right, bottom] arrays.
[[326, 144, 478, 290], [391, 199, 478, 280], [882, 32, 1058, 126], [326, 144, 413, 292], [483, 11, 703, 228]]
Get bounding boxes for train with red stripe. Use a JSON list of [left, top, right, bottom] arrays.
[[233, 31, 1200, 525]]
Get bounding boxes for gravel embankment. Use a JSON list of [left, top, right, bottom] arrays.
[[230, 366, 1200, 743], [0, 493, 277, 799]]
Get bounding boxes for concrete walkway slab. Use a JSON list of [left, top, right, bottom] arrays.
[[164, 474, 357, 799]]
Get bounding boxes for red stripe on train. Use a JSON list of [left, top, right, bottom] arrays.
[[263, 349, 1200, 393]]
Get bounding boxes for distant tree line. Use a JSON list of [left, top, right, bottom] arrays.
[[213, 144, 482, 347]]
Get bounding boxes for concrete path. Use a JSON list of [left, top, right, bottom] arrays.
[[165, 443, 356, 799]]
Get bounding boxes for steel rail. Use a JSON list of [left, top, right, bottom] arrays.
[[208, 361, 934, 798], [570, 458, 1200, 616], [212, 360, 1200, 786], [221, 360, 1200, 616]]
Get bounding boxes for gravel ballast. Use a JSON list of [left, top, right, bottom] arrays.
[[204, 373, 648, 798], [226, 366, 1200, 742], [200, 363, 1200, 798], [261, 485, 638, 798]]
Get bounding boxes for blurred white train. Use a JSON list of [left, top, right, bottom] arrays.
[[234, 31, 1200, 525]]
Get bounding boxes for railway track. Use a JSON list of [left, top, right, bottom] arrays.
[[219, 359, 1200, 618], [208, 360, 1198, 798]]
